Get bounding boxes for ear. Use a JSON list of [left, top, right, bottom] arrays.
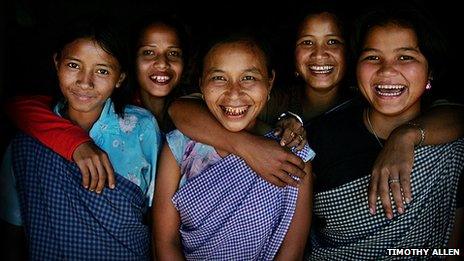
[[115, 72, 126, 88], [268, 69, 276, 92], [53, 53, 59, 70]]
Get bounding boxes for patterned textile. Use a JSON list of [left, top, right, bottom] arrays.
[[307, 139, 464, 260], [13, 134, 150, 261], [172, 133, 315, 260]]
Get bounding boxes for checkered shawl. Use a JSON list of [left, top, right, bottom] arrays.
[[307, 139, 464, 260], [172, 135, 313, 260], [12, 134, 150, 261]]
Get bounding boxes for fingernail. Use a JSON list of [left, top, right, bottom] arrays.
[[280, 141, 286, 146], [84, 185, 88, 189], [405, 198, 411, 204], [96, 190, 101, 194], [398, 207, 403, 214], [387, 213, 393, 219], [369, 207, 375, 215], [110, 184, 115, 189]]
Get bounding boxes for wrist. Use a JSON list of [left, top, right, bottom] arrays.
[[231, 131, 255, 157], [395, 122, 425, 147]]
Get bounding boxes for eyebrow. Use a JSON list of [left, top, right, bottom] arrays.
[[206, 67, 263, 74], [64, 57, 116, 69], [299, 33, 342, 38], [361, 46, 420, 53], [138, 44, 181, 49]]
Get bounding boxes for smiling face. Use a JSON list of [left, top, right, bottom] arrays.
[[357, 23, 429, 117], [294, 12, 346, 92], [136, 23, 184, 98], [200, 41, 274, 132], [55, 38, 125, 122]]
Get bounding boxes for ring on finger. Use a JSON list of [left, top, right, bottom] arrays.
[[297, 134, 304, 141], [388, 178, 400, 184], [289, 131, 295, 138]]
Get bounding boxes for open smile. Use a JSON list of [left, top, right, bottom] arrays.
[[374, 84, 406, 97]]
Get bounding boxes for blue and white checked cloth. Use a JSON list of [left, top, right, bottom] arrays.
[[173, 133, 315, 260], [12, 133, 150, 261]]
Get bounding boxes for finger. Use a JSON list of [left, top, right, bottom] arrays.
[[266, 175, 286, 187], [95, 159, 107, 194], [280, 128, 295, 146], [399, 165, 412, 204], [379, 169, 393, 219], [275, 170, 299, 187], [285, 133, 301, 148], [389, 177, 404, 215], [285, 153, 305, 171], [274, 127, 283, 137], [76, 161, 90, 189], [368, 171, 380, 215], [87, 161, 98, 192], [281, 162, 306, 179], [295, 136, 307, 151], [102, 154, 116, 189]]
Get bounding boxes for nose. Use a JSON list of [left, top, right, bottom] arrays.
[[226, 81, 243, 99], [378, 61, 398, 77], [76, 70, 93, 89], [153, 54, 169, 70], [311, 45, 329, 60]]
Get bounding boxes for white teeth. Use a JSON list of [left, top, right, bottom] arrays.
[[150, 75, 171, 83], [309, 65, 334, 74], [375, 84, 406, 96], [223, 106, 248, 116]]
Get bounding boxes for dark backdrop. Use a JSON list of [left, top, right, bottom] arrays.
[[1, 0, 462, 100]]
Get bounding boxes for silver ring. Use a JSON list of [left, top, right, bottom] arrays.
[[388, 179, 400, 184]]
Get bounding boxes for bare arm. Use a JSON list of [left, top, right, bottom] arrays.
[[168, 98, 306, 187], [152, 144, 185, 261], [369, 105, 464, 218], [275, 162, 313, 260], [5, 95, 115, 192]]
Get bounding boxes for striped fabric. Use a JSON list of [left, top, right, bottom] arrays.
[[12, 133, 150, 261], [308, 139, 464, 260], [173, 134, 314, 260]]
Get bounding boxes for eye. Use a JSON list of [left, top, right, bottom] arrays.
[[67, 62, 79, 69], [212, 75, 226, 81], [242, 75, 256, 81], [168, 50, 182, 57], [96, 68, 109, 75], [142, 50, 154, 56], [399, 55, 414, 61], [363, 55, 380, 61], [299, 40, 313, 46], [327, 39, 342, 45]]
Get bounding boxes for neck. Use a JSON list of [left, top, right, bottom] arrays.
[[302, 85, 340, 121], [140, 89, 166, 123], [366, 105, 421, 139], [67, 106, 103, 132]]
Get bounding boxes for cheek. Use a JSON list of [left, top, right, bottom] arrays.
[[295, 48, 309, 67]]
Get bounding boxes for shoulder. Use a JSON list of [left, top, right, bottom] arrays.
[[121, 105, 161, 133]]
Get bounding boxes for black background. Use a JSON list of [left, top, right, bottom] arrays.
[[0, 0, 462, 101]]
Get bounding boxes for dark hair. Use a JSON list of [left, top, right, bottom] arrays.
[[197, 30, 274, 80], [352, 3, 448, 87], [54, 16, 130, 117]]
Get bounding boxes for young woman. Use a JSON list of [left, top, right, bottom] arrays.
[[0, 17, 161, 260], [153, 34, 315, 260], [306, 6, 463, 259]]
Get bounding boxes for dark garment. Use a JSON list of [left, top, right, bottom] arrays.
[[305, 101, 464, 260], [307, 99, 381, 193], [12, 133, 150, 261]]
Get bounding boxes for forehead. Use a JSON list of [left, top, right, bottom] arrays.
[[364, 24, 418, 49], [139, 23, 180, 45], [62, 38, 118, 63], [299, 12, 342, 36], [204, 41, 267, 71]]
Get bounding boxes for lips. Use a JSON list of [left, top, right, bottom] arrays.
[[374, 84, 406, 97], [71, 90, 95, 101], [309, 65, 334, 74], [149, 75, 172, 84], [220, 105, 250, 117]]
